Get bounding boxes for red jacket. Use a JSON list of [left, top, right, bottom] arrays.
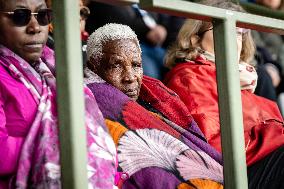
[[164, 56, 284, 166]]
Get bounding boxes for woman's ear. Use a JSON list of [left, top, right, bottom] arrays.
[[190, 34, 200, 47], [87, 58, 97, 73]]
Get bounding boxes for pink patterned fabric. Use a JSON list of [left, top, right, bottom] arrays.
[[0, 45, 116, 188]]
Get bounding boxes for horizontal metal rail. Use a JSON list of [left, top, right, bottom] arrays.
[[240, 2, 284, 20], [139, 0, 284, 34], [181, 0, 284, 20], [93, 0, 138, 5]]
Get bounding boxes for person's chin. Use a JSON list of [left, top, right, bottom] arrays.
[[23, 52, 42, 63], [125, 90, 139, 101], [129, 95, 138, 101]]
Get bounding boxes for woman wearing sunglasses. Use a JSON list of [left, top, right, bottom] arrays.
[[164, 1, 284, 188], [0, 0, 116, 188]]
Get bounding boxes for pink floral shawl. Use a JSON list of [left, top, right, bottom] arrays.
[[0, 45, 116, 189]]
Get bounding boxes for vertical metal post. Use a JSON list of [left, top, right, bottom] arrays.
[[52, 0, 88, 188], [213, 18, 248, 189]]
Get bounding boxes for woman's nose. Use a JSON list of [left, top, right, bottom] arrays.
[[122, 67, 135, 83], [26, 15, 41, 34]]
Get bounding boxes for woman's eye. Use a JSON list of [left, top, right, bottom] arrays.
[[236, 32, 243, 37], [133, 62, 142, 68], [110, 63, 121, 68]]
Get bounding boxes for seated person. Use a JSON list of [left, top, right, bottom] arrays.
[[164, 0, 284, 188], [0, 0, 115, 188], [46, 0, 90, 65], [85, 23, 223, 189]]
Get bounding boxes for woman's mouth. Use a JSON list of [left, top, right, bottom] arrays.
[[125, 90, 137, 96], [24, 43, 43, 52]]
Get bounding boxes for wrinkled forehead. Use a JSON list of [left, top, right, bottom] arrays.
[[102, 39, 140, 53], [87, 24, 141, 63], [101, 39, 141, 64]]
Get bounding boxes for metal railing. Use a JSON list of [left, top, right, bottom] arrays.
[[52, 0, 87, 188], [51, 0, 284, 188]]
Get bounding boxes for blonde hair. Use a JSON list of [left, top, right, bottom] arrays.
[[165, 0, 255, 69]]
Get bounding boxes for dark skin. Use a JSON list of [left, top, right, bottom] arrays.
[[94, 39, 143, 101], [0, 0, 6, 10], [0, 0, 49, 63]]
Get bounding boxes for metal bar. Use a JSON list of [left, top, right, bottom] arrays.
[[240, 2, 284, 20], [213, 18, 248, 189], [139, 0, 227, 21], [234, 11, 284, 34], [139, 0, 284, 35], [93, 0, 138, 5], [52, 0, 88, 188]]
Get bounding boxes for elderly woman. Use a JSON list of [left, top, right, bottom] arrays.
[[164, 0, 284, 188], [0, 0, 116, 188], [85, 23, 224, 189]]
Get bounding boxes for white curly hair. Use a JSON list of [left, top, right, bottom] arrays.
[[86, 23, 141, 69]]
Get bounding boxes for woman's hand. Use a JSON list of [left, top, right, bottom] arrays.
[[265, 63, 281, 87], [146, 25, 167, 46]]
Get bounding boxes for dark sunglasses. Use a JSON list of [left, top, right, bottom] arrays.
[[197, 27, 250, 39], [0, 8, 52, 27], [80, 6, 90, 20], [197, 27, 213, 36]]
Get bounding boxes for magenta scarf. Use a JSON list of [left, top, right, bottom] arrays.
[[0, 45, 116, 189]]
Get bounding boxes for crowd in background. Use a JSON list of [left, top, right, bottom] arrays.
[[86, 0, 284, 112]]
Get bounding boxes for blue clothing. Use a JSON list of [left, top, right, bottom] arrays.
[[141, 43, 167, 80]]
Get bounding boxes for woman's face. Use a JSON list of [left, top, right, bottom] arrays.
[[99, 39, 143, 101], [79, 0, 85, 32], [199, 27, 243, 63], [79, 0, 89, 33], [0, 0, 49, 63]]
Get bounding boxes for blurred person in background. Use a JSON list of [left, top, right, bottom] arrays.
[[241, 0, 284, 103], [164, 1, 284, 188], [46, 0, 90, 64]]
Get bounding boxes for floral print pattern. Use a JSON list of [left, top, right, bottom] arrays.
[[0, 45, 116, 189]]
